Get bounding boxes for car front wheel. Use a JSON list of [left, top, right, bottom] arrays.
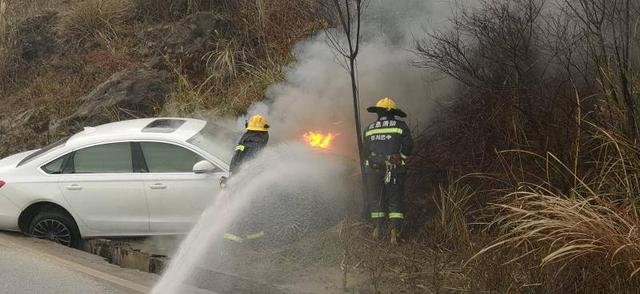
[[28, 211, 80, 248]]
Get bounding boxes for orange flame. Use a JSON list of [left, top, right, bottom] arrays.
[[303, 131, 337, 149]]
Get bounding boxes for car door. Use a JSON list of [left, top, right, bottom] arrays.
[[57, 142, 148, 235], [136, 141, 224, 233]]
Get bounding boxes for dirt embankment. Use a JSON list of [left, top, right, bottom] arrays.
[[0, 0, 319, 157]]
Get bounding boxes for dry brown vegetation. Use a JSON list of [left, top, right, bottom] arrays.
[[57, 0, 134, 47], [402, 0, 640, 292], [161, 0, 321, 116], [0, 0, 321, 157]]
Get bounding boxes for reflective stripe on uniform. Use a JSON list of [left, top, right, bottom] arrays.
[[224, 233, 243, 242], [388, 212, 404, 219], [245, 231, 265, 240], [371, 212, 386, 219], [365, 128, 403, 137], [235, 145, 245, 152]]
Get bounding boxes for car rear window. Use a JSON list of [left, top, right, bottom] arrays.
[[72, 143, 133, 173], [17, 137, 69, 167]]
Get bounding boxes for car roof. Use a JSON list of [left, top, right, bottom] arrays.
[[66, 118, 207, 148]]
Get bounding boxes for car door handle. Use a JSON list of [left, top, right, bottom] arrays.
[[150, 183, 167, 190], [66, 184, 82, 191]]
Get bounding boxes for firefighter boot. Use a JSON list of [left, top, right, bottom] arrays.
[[390, 228, 400, 245], [372, 219, 383, 241], [390, 220, 401, 245]]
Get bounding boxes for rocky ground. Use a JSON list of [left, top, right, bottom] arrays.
[[1, 0, 313, 157], [1, 9, 230, 156]]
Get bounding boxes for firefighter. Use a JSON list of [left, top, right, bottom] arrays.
[[229, 114, 270, 174], [363, 97, 413, 244], [222, 114, 269, 243]]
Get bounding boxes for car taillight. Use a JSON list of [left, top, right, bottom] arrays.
[[0, 181, 5, 189]]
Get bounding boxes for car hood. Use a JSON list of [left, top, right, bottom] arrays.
[[0, 150, 38, 171]]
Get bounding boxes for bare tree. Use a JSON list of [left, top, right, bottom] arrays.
[[321, 0, 367, 178], [563, 0, 640, 140], [320, 0, 367, 290]]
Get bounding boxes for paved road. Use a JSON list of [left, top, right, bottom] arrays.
[[0, 232, 155, 294], [0, 243, 125, 293], [0, 232, 217, 294]]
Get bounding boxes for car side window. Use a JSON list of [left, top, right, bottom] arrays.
[[72, 143, 133, 174], [42, 155, 67, 174], [140, 142, 211, 173]]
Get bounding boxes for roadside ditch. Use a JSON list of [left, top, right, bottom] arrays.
[[78, 237, 292, 294], [80, 238, 170, 274]]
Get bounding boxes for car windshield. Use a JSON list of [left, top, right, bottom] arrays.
[[17, 136, 69, 167], [187, 122, 238, 164]]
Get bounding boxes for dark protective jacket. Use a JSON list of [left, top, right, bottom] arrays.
[[229, 130, 269, 174], [363, 116, 413, 166]]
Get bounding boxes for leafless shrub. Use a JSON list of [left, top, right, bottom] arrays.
[[561, 0, 640, 139], [412, 0, 640, 291]]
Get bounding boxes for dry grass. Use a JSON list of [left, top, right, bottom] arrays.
[[0, 60, 111, 157], [132, 0, 215, 22], [224, 0, 320, 59], [155, 0, 321, 117], [0, 0, 16, 87], [203, 39, 248, 85], [0, 0, 7, 35], [163, 49, 285, 116], [433, 176, 475, 246], [466, 122, 640, 292], [58, 0, 134, 47], [473, 194, 640, 292]]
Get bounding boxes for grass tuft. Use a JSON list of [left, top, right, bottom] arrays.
[[470, 122, 640, 292], [433, 175, 474, 246], [58, 0, 134, 47]]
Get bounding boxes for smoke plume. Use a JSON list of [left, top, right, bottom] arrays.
[[238, 0, 460, 157], [154, 1, 471, 292]]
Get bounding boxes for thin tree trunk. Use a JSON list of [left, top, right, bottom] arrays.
[[350, 57, 366, 188]]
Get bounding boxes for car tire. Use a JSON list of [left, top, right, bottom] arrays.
[[28, 210, 80, 248]]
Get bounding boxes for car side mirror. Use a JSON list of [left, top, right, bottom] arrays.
[[193, 160, 216, 174]]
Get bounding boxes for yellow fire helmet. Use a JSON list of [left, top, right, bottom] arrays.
[[246, 114, 269, 132], [367, 97, 407, 117]]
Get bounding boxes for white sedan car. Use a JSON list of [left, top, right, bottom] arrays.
[[0, 118, 235, 247]]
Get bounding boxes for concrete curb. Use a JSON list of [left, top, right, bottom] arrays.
[[81, 239, 169, 274], [80, 239, 290, 293]]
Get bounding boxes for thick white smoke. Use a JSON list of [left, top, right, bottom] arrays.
[[155, 1, 470, 292], [246, 0, 459, 157]]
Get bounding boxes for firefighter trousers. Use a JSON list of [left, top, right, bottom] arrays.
[[365, 165, 406, 229], [224, 198, 266, 243]]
